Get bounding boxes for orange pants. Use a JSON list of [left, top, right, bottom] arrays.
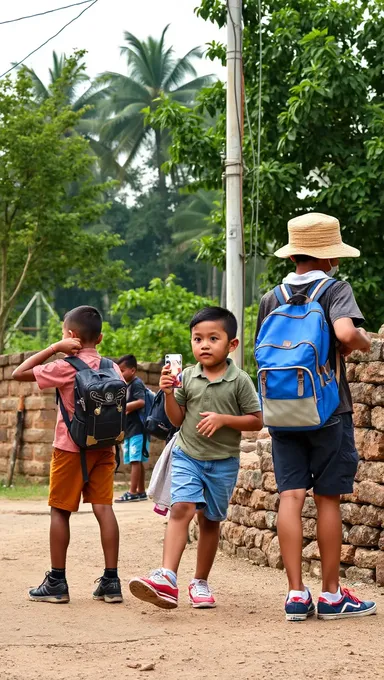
[[49, 448, 116, 512]]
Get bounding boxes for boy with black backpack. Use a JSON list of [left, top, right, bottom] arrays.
[[255, 213, 376, 622], [115, 354, 151, 503], [13, 306, 124, 604]]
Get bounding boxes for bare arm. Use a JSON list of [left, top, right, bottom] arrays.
[[126, 399, 145, 414], [12, 338, 82, 382], [159, 367, 185, 427], [164, 392, 185, 427], [333, 318, 371, 354], [198, 411, 263, 438]]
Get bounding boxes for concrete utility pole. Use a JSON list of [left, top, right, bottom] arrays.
[[226, 0, 244, 367]]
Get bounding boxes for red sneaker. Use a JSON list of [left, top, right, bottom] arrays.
[[129, 570, 178, 609], [189, 580, 216, 609]]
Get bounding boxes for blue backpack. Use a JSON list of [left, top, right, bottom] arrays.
[[131, 377, 155, 432], [255, 278, 340, 431]]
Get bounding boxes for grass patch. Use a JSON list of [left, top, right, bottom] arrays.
[[0, 477, 49, 500]]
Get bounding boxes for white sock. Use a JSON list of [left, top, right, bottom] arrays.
[[191, 578, 207, 585], [321, 587, 342, 603], [161, 568, 177, 586], [288, 587, 310, 600]]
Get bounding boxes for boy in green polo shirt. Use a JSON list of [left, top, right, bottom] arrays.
[[129, 307, 262, 609]]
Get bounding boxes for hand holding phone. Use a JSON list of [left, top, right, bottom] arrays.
[[165, 354, 183, 388]]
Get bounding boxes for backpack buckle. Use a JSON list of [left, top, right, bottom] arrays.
[[261, 371, 267, 397], [297, 369, 304, 397]]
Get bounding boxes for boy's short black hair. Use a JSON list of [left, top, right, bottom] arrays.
[[63, 306, 102, 343], [190, 306, 237, 341], [292, 254, 317, 263], [117, 354, 137, 370]]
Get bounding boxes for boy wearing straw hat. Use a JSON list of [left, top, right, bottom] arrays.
[[256, 213, 377, 621]]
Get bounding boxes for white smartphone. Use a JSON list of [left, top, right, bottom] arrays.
[[165, 354, 183, 388]]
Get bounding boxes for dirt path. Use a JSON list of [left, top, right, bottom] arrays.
[[0, 499, 383, 680]]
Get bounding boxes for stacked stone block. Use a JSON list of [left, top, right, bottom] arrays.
[[0, 353, 163, 483], [217, 330, 384, 586]]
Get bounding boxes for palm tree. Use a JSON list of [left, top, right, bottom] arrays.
[[23, 52, 126, 182], [169, 189, 223, 298], [98, 26, 214, 195]]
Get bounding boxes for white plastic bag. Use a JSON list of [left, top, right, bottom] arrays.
[[147, 433, 177, 509]]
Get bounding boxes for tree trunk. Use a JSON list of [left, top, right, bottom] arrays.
[[212, 266, 218, 299], [206, 264, 212, 297], [196, 269, 202, 296], [220, 270, 226, 307], [155, 129, 167, 198]]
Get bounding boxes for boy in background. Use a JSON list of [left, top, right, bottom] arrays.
[[115, 354, 148, 503], [13, 306, 123, 604]]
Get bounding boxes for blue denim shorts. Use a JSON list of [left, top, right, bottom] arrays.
[[171, 445, 240, 522], [123, 435, 148, 464]]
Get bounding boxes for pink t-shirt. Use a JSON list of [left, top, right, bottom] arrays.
[[33, 349, 125, 453]]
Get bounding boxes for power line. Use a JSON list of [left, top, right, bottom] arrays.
[[0, 0, 99, 78], [0, 1, 95, 26]]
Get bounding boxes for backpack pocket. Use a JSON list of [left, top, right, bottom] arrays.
[[258, 366, 321, 428], [69, 414, 88, 448]]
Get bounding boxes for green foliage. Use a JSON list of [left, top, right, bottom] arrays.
[[98, 26, 214, 191], [148, 0, 384, 330], [0, 52, 128, 350], [100, 275, 215, 362]]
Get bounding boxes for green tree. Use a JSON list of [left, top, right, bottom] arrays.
[[99, 26, 214, 195], [23, 51, 129, 182], [148, 0, 384, 329], [0, 53, 127, 352], [100, 275, 214, 362]]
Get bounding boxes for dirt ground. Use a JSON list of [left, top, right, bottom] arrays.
[[0, 499, 383, 680]]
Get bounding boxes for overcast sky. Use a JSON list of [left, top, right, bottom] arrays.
[[0, 0, 226, 82]]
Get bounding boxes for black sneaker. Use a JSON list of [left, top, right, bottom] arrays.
[[29, 572, 70, 604], [93, 576, 123, 603]]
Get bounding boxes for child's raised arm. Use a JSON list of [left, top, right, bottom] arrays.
[[12, 338, 82, 382], [160, 366, 185, 427]]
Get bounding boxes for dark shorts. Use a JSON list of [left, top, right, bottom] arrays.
[[270, 413, 358, 496]]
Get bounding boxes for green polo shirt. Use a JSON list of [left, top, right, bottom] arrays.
[[174, 359, 261, 461]]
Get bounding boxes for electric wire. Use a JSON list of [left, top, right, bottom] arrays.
[[0, 0, 99, 78], [0, 1, 95, 26]]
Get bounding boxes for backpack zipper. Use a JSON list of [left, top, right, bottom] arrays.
[[258, 366, 318, 403], [256, 340, 324, 385], [259, 308, 327, 332]]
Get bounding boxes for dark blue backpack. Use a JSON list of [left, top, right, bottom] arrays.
[[57, 357, 127, 480], [255, 278, 340, 431], [145, 389, 176, 441]]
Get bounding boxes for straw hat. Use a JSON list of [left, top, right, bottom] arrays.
[[274, 213, 360, 259]]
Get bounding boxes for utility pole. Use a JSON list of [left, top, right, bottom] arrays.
[[226, 0, 244, 367]]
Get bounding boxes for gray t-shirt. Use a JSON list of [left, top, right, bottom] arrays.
[[255, 280, 365, 414]]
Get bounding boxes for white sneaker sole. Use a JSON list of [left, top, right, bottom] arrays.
[[93, 594, 123, 603], [28, 592, 70, 604], [189, 598, 217, 609], [286, 611, 315, 622], [129, 578, 178, 610], [317, 603, 377, 620]]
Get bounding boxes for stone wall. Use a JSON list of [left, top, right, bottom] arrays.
[[215, 330, 384, 586], [0, 352, 163, 483]]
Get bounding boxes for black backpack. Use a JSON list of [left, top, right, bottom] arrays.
[[57, 357, 127, 481], [144, 389, 176, 442]]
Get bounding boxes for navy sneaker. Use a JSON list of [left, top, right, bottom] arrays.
[[93, 576, 123, 603], [138, 492, 148, 501], [285, 591, 316, 622], [29, 572, 70, 604], [317, 588, 377, 620]]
